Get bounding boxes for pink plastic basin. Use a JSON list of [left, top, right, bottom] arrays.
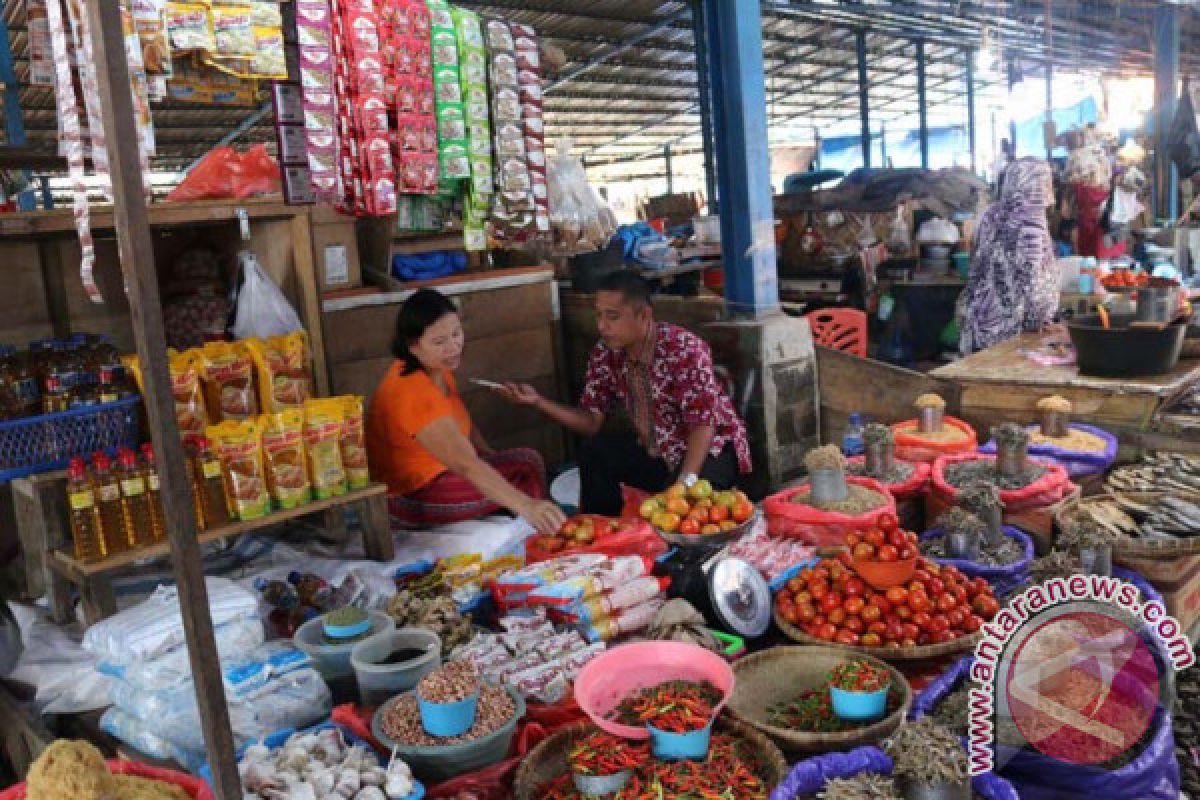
[[573, 641, 736, 739]]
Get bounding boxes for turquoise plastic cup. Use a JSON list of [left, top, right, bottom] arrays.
[[830, 685, 889, 722], [646, 720, 713, 761], [417, 690, 479, 737]]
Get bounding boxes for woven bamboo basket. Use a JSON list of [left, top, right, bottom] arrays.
[[1055, 490, 1200, 559], [512, 716, 787, 800], [774, 609, 982, 662]]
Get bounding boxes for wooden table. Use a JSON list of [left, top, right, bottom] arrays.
[[930, 333, 1200, 451], [13, 472, 392, 625]]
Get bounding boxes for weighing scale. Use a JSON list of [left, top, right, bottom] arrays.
[[654, 547, 773, 641]]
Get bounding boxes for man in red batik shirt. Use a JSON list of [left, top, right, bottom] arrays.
[[499, 270, 751, 515]]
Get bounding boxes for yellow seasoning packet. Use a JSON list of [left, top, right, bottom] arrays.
[[207, 419, 271, 521], [338, 395, 370, 490], [201, 340, 259, 422], [261, 410, 312, 510], [246, 332, 311, 413], [304, 399, 347, 500]]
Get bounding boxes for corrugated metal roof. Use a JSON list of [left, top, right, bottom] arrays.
[[0, 0, 1195, 175]]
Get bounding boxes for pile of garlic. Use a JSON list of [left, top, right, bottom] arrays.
[[238, 727, 415, 800]]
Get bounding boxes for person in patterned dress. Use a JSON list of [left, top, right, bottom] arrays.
[[500, 270, 752, 515], [958, 157, 1061, 355]]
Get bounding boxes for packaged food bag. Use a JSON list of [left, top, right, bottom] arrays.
[[260, 410, 311, 509], [338, 395, 369, 489], [303, 398, 347, 500], [245, 332, 311, 413], [124, 350, 209, 438], [200, 340, 259, 422], [206, 419, 271, 520]]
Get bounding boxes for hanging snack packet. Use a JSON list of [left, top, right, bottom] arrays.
[[207, 419, 272, 520], [201, 341, 260, 422], [210, 0, 256, 64], [338, 395, 370, 490], [246, 332, 312, 413], [261, 410, 312, 510], [303, 398, 347, 499], [523, 556, 654, 606], [546, 576, 669, 627], [580, 596, 666, 643], [165, 1, 214, 53]]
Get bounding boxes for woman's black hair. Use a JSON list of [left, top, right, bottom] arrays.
[[392, 288, 459, 374]]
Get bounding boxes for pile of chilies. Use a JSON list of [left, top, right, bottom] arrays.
[[610, 680, 722, 733], [541, 732, 767, 799]]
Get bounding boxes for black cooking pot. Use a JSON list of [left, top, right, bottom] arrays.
[[1067, 313, 1186, 377]]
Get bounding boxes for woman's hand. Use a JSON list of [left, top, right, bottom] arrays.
[[497, 382, 542, 408], [519, 498, 567, 535]]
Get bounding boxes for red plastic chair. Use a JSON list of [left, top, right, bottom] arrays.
[[805, 307, 868, 357]]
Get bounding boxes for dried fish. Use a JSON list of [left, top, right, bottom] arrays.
[[818, 774, 902, 800], [884, 718, 970, 787]]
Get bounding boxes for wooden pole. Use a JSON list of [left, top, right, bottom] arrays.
[[83, 3, 242, 799]]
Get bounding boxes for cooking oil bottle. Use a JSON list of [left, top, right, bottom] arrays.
[[66, 457, 106, 563], [190, 436, 231, 530], [138, 443, 166, 542], [117, 448, 155, 550], [90, 453, 128, 556]]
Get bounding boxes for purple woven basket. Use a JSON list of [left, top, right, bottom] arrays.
[[978, 424, 1117, 479], [919, 526, 1034, 593]]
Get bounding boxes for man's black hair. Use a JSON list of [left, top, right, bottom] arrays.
[[596, 270, 653, 308]]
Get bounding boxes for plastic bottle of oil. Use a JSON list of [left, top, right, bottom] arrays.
[[66, 457, 106, 563], [139, 443, 166, 542], [190, 436, 231, 530], [117, 448, 156, 550], [90, 453, 128, 556]]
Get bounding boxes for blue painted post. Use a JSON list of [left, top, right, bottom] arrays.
[[0, 15, 35, 211], [664, 144, 674, 195], [856, 30, 870, 169], [966, 49, 977, 174], [703, 0, 778, 316], [917, 40, 929, 169], [1154, 4, 1179, 221], [692, 0, 718, 212]]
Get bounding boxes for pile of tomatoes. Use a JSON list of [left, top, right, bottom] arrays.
[[1100, 269, 1149, 290], [775, 555, 1001, 649], [847, 514, 917, 562], [529, 515, 636, 554], [639, 481, 755, 536]]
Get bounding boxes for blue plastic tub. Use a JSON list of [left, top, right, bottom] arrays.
[[831, 685, 889, 722], [647, 720, 713, 761], [418, 690, 479, 737]]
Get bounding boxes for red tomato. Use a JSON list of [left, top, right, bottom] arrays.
[[709, 505, 730, 523], [828, 608, 847, 626], [861, 632, 883, 647], [912, 611, 933, 631], [962, 614, 983, 633], [853, 542, 876, 560], [843, 577, 866, 597], [914, 569, 933, 584], [933, 630, 957, 644], [877, 512, 898, 532], [885, 586, 909, 606], [797, 604, 817, 623], [837, 550, 855, 567], [900, 637, 918, 648], [936, 593, 958, 613], [861, 604, 882, 623], [894, 605, 913, 620], [844, 616, 864, 634], [947, 608, 966, 629], [810, 582, 830, 601], [835, 629, 860, 646], [868, 620, 888, 635], [887, 528, 909, 548], [907, 580, 925, 595], [901, 622, 920, 641], [885, 621, 904, 642], [816, 623, 838, 641], [898, 546, 916, 560], [927, 577, 946, 596], [820, 592, 844, 614], [908, 591, 932, 613], [973, 596, 1000, 620], [845, 531, 862, 548], [877, 544, 900, 562], [865, 528, 886, 548], [794, 590, 813, 605], [873, 596, 893, 615], [680, 519, 701, 536], [950, 586, 968, 605], [928, 614, 950, 634]]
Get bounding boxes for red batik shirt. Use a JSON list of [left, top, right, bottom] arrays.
[[579, 322, 752, 473]]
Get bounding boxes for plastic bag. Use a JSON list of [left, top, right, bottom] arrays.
[[231, 252, 304, 340], [1169, 80, 1200, 181], [891, 416, 979, 463], [763, 476, 899, 547], [918, 526, 1034, 591], [916, 217, 960, 244], [235, 144, 282, 198], [99, 707, 207, 772], [97, 614, 265, 691], [547, 138, 617, 254], [6, 602, 112, 714], [166, 144, 281, 202], [930, 454, 1076, 513], [83, 577, 259, 667]]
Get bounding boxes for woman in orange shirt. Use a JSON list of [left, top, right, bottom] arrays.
[[366, 289, 565, 533]]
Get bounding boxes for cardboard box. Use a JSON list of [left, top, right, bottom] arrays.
[[310, 205, 362, 292]]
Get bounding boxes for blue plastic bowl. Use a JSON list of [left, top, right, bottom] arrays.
[[647, 720, 713, 761], [417, 690, 479, 737], [830, 685, 889, 722]]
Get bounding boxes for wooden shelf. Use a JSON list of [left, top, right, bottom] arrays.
[[49, 483, 388, 581], [0, 197, 301, 237]]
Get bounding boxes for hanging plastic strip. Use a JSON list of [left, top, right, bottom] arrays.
[[64, 0, 112, 202], [45, 0, 103, 303]]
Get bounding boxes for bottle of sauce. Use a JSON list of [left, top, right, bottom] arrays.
[[139, 443, 166, 542], [0, 345, 14, 420], [66, 457, 106, 563], [9, 347, 39, 418], [40, 342, 69, 414], [90, 453, 128, 555], [190, 436, 231, 530], [116, 448, 155, 550]]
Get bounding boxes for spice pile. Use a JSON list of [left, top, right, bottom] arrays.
[[567, 731, 647, 777], [417, 661, 478, 703], [921, 509, 1024, 566], [943, 458, 1046, 491], [321, 607, 373, 645], [845, 458, 915, 485], [610, 680, 722, 733], [452, 611, 604, 702], [387, 590, 473, 655], [788, 483, 887, 515], [540, 731, 768, 799], [1029, 426, 1110, 453], [932, 686, 970, 735], [24, 740, 191, 800], [380, 664, 516, 747]]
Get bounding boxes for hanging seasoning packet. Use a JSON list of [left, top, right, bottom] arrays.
[[246, 332, 312, 413], [454, 6, 491, 250], [428, 0, 468, 183], [261, 410, 313, 509], [304, 398, 348, 499]]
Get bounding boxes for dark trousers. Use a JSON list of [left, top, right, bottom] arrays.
[[578, 430, 740, 516]]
